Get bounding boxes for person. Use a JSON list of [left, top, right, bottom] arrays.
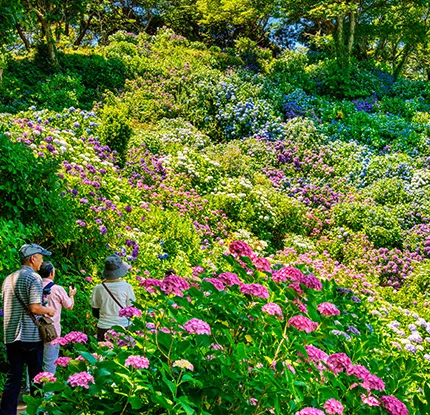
[[0, 244, 56, 415], [39, 261, 77, 373], [164, 268, 176, 277], [91, 254, 135, 341]]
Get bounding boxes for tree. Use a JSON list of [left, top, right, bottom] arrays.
[[195, 0, 280, 46]]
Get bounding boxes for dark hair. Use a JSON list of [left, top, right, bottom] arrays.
[[164, 268, 176, 277], [39, 261, 54, 278]]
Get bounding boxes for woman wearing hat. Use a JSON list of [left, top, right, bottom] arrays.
[[91, 254, 136, 341]]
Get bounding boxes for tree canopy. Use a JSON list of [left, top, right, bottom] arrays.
[[1, 0, 430, 79]]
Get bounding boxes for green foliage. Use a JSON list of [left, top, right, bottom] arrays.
[[310, 61, 385, 98], [0, 219, 39, 274], [269, 50, 313, 92], [234, 37, 273, 72], [98, 103, 132, 167], [0, 132, 75, 245], [36, 73, 85, 111]]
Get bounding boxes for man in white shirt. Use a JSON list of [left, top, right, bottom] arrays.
[[91, 254, 135, 341]]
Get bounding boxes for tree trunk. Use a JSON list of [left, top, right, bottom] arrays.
[[0, 68, 3, 83], [347, 10, 357, 63], [335, 14, 346, 67], [15, 24, 31, 51], [74, 13, 95, 46], [41, 19, 57, 65], [374, 38, 386, 60], [393, 43, 413, 81]]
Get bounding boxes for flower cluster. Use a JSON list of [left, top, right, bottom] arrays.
[[173, 359, 194, 371], [288, 315, 318, 333], [261, 302, 283, 317], [125, 355, 149, 369], [317, 302, 340, 316], [34, 372, 57, 384], [118, 306, 142, 318], [183, 318, 211, 335], [240, 283, 269, 299], [67, 372, 95, 389]]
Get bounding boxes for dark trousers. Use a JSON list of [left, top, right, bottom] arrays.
[[97, 327, 109, 342], [0, 341, 44, 415]]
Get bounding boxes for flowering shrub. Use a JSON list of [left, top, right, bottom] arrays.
[[2, 27, 430, 415], [24, 249, 420, 414]]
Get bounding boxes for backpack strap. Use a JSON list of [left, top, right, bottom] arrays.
[[44, 281, 55, 292], [102, 282, 124, 309]]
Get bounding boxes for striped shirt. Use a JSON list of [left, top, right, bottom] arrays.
[[2, 266, 43, 343]]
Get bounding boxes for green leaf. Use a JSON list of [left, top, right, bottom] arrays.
[[128, 395, 143, 409], [177, 396, 196, 415], [44, 381, 67, 392], [79, 351, 98, 365], [162, 374, 177, 397]]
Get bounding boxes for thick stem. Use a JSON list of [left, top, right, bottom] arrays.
[[347, 10, 357, 62], [74, 13, 95, 46], [15, 24, 31, 51], [335, 14, 346, 66], [393, 43, 413, 80]]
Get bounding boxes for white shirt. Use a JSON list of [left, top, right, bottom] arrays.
[[91, 280, 136, 329]]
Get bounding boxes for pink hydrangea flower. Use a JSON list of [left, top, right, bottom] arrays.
[[184, 318, 211, 335], [288, 315, 318, 333], [304, 345, 328, 362], [240, 283, 269, 299], [192, 266, 205, 277], [361, 394, 381, 407], [323, 398, 344, 414], [261, 302, 283, 317], [294, 298, 308, 313], [300, 274, 322, 291], [252, 257, 272, 272], [296, 408, 325, 415], [139, 278, 163, 293], [361, 375, 385, 391], [317, 302, 340, 316], [161, 276, 190, 297], [272, 266, 304, 283], [54, 357, 73, 367], [34, 372, 56, 384], [202, 278, 225, 291], [67, 372, 95, 389], [380, 396, 408, 415], [63, 331, 88, 344], [346, 364, 371, 380], [289, 282, 304, 295], [50, 337, 68, 346], [229, 240, 254, 258], [173, 359, 194, 371], [125, 355, 149, 369], [118, 306, 142, 318], [326, 353, 352, 374], [217, 272, 241, 286], [98, 341, 114, 349]]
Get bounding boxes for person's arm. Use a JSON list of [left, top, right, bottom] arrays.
[[64, 286, 77, 310], [29, 303, 56, 317], [91, 286, 100, 319]]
